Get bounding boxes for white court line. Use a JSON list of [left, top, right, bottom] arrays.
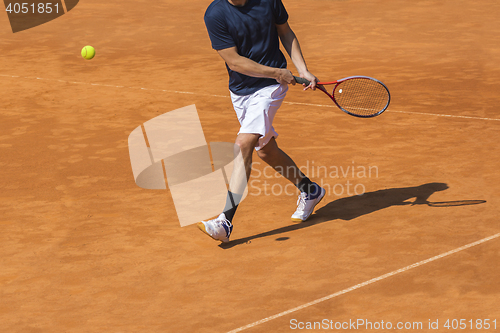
[[226, 232, 500, 333], [1, 74, 500, 122], [390, 109, 500, 121]]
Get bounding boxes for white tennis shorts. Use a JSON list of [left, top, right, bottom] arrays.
[[230, 83, 288, 151]]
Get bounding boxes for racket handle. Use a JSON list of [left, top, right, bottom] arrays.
[[293, 76, 311, 85]]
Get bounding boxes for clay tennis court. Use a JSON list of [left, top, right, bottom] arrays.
[[1, 0, 499, 332]]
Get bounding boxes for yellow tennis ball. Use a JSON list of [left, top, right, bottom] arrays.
[[81, 45, 95, 60]]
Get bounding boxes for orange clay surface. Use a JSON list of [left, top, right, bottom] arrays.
[[1, 0, 499, 332]]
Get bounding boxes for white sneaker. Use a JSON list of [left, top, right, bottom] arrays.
[[197, 213, 233, 243], [291, 184, 326, 222]]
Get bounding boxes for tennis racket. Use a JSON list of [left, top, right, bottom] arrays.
[[294, 75, 391, 118]]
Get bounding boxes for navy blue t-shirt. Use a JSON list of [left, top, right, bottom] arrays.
[[204, 0, 289, 95]]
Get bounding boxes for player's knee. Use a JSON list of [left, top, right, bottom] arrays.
[[256, 149, 268, 161], [257, 144, 278, 162], [235, 135, 257, 154]]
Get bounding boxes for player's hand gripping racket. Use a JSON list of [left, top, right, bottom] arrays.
[[294, 76, 391, 118]]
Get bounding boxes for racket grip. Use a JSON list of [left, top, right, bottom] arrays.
[[293, 76, 311, 85]]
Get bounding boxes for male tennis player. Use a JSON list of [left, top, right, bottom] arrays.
[[198, 0, 325, 242]]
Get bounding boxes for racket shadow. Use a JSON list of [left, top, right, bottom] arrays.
[[219, 182, 486, 249], [424, 200, 486, 207]]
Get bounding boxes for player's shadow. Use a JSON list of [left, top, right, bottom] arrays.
[[219, 182, 485, 249]]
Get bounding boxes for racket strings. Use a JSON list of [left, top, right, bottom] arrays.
[[334, 78, 390, 117]]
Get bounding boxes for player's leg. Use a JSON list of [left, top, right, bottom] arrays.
[[197, 85, 270, 243], [234, 133, 261, 182], [197, 133, 259, 243], [256, 136, 303, 185], [217, 84, 289, 224], [221, 133, 259, 221], [257, 137, 325, 222]]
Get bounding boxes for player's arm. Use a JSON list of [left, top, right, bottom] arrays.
[[276, 21, 318, 90], [217, 47, 295, 85]]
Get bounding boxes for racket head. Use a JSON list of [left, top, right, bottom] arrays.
[[332, 76, 391, 118]]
